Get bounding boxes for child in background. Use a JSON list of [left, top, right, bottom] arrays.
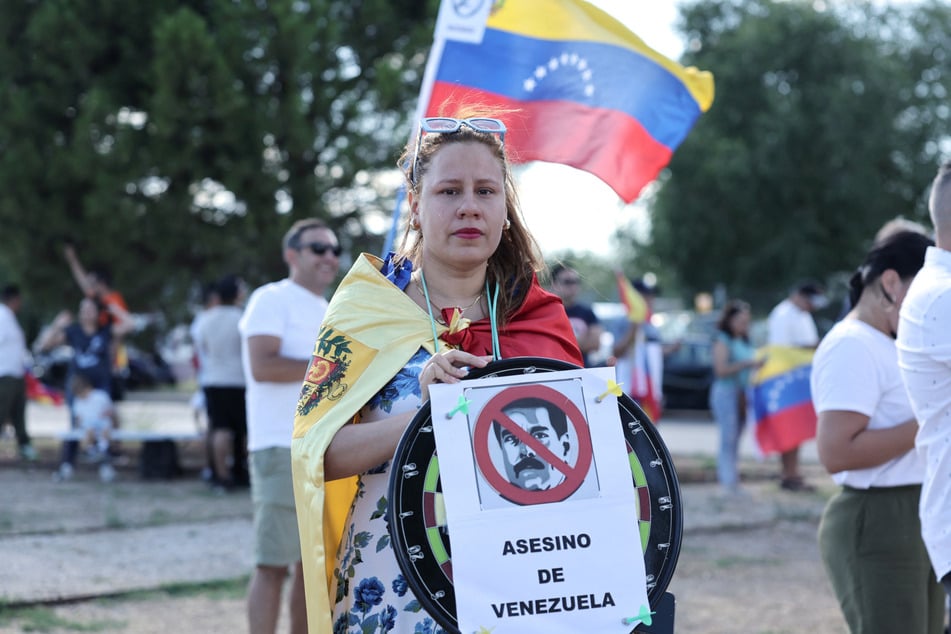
[[64, 371, 118, 482]]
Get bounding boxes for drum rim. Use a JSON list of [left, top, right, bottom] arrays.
[[387, 356, 683, 633]]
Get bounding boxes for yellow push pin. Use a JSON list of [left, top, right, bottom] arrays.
[[595, 380, 623, 403]]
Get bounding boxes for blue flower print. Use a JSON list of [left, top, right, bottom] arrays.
[[392, 575, 408, 597], [333, 613, 348, 634], [370, 382, 401, 414], [381, 605, 397, 631], [353, 577, 385, 613], [368, 349, 427, 413], [353, 531, 371, 549], [414, 617, 439, 634], [388, 364, 422, 400]]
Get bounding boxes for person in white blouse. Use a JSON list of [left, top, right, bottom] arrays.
[[813, 230, 943, 633]]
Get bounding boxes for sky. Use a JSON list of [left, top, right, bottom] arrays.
[[516, 2, 684, 257]]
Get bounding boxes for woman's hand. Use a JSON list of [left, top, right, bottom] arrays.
[[419, 350, 492, 402]]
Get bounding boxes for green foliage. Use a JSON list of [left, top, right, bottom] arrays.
[[0, 605, 124, 632], [0, 0, 438, 326], [631, 0, 951, 311]]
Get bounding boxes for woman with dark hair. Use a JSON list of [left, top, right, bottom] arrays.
[[812, 230, 943, 633], [709, 300, 761, 496], [290, 112, 583, 633]]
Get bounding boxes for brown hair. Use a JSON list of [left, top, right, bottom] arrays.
[[394, 107, 543, 326], [716, 300, 751, 340]]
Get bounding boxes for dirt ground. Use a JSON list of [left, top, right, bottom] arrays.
[[0, 433, 860, 634], [1, 523, 848, 634]]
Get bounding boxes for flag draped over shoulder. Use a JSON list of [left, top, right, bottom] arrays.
[[423, 0, 715, 202], [749, 346, 816, 455]]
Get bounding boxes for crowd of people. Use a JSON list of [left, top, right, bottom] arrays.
[[543, 165, 951, 634], [2, 110, 950, 634]]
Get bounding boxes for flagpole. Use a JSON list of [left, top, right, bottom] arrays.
[[381, 20, 448, 256]]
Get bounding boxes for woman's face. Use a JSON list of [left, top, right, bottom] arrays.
[[78, 298, 98, 324], [410, 141, 507, 273], [728, 307, 751, 336]]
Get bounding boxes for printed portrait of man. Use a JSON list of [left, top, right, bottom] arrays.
[[493, 397, 572, 491]]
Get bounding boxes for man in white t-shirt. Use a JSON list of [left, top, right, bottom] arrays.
[[898, 161, 951, 599], [0, 285, 34, 461], [767, 282, 826, 491], [240, 219, 340, 634]]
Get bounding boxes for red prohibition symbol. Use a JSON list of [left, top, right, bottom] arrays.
[[472, 383, 594, 505]]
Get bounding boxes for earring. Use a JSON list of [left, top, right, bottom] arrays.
[[410, 217, 420, 230], [503, 217, 511, 230]]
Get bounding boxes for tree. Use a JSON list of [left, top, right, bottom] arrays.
[[629, 0, 951, 311], [0, 0, 437, 329]]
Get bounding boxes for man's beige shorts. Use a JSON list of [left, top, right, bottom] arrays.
[[250, 447, 301, 566]]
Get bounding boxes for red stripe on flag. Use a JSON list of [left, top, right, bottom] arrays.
[[428, 82, 672, 202], [754, 401, 816, 455]]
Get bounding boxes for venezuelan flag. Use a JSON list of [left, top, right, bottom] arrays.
[[424, 0, 715, 202], [749, 346, 816, 455]]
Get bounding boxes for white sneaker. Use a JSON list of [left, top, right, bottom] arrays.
[[53, 462, 74, 482], [99, 463, 116, 483]]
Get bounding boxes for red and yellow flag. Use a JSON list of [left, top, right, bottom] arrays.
[[616, 270, 649, 324]]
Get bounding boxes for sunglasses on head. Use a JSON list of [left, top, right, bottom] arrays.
[[410, 117, 507, 186], [300, 241, 341, 257]]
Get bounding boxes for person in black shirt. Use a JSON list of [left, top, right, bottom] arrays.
[[550, 264, 602, 367]]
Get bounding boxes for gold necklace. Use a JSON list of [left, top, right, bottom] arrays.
[[412, 274, 483, 317]]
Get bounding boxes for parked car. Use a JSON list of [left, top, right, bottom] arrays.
[[591, 303, 716, 412], [660, 335, 714, 411]]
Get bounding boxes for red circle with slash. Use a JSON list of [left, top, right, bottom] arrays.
[[473, 384, 593, 505]]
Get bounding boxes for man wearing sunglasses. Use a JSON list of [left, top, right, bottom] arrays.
[[239, 218, 340, 634], [550, 263, 603, 368]]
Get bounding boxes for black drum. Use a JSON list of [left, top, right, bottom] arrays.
[[387, 358, 682, 634]]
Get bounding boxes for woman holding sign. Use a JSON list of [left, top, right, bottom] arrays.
[[811, 230, 943, 634], [291, 111, 582, 634]]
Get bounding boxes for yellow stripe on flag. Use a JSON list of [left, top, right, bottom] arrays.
[[616, 270, 648, 324], [753, 345, 815, 383], [487, 0, 715, 111]]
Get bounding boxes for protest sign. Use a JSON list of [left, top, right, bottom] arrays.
[[431, 366, 650, 633]]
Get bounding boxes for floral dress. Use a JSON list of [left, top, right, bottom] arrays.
[[331, 348, 448, 634]]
